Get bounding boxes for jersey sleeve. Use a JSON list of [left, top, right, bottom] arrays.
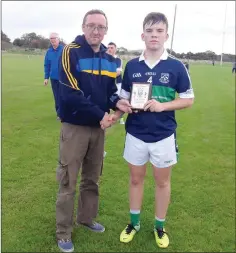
[[44, 50, 50, 79], [176, 62, 194, 98], [116, 58, 122, 72], [120, 62, 131, 99]]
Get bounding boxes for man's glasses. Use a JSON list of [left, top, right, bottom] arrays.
[[84, 23, 107, 33]]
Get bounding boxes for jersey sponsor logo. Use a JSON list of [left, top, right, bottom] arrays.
[[152, 95, 168, 101], [145, 72, 156, 76], [133, 72, 142, 78], [159, 73, 170, 84]]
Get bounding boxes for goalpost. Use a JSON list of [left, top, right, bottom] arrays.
[[170, 4, 177, 55], [220, 3, 227, 66]]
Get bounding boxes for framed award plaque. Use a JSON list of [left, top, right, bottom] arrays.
[[130, 82, 152, 110]]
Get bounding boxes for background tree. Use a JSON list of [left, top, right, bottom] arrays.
[[13, 38, 24, 47], [1, 30, 11, 43]]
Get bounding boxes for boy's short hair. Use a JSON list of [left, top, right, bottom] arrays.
[[143, 12, 168, 31], [108, 42, 117, 47]]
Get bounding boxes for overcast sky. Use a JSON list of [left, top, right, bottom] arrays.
[[2, 1, 235, 54]]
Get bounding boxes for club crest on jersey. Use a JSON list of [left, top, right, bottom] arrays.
[[159, 73, 169, 84]]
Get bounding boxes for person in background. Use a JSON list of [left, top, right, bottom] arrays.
[[232, 62, 236, 73], [44, 32, 64, 119], [107, 42, 125, 125], [184, 61, 189, 72]]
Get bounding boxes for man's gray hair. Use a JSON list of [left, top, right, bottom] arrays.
[[49, 32, 60, 39]]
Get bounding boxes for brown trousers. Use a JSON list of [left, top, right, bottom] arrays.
[[56, 122, 105, 240]]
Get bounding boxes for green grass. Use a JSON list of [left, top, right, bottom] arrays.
[[2, 53, 235, 252]]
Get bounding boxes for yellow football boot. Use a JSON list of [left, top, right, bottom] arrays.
[[154, 228, 169, 248], [120, 224, 140, 243]]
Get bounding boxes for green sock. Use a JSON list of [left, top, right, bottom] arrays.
[[155, 217, 165, 230], [130, 210, 140, 227]]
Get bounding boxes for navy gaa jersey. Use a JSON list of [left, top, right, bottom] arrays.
[[114, 57, 123, 84], [120, 50, 194, 143]]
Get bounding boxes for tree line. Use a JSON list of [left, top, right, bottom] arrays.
[[1, 30, 66, 50], [168, 49, 235, 62], [120, 48, 235, 62], [1, 30, 235, 62]]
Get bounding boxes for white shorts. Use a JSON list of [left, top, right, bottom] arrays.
[[123, 133, 178, 168], [116, 83, 122, 95]]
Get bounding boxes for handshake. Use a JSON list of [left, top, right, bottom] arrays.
[[100, 99, 132, 130], [100, 97, 167, 129], [100, 112, 120, 130]]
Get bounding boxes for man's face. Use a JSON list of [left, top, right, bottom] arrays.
[[50, 35, 60, 48], [141, 21, 169, 51], [82, 14, 107, 47], [107, 45, 116, 56]]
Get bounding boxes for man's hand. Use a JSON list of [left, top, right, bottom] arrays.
[[108, 110, 123, 125], [44, 79, 49, 86], [108, 114, 119, 124], [100, 110, 124, 130], [144, 99, 165, 112], [100, 112, 111, 130], [116, 99, 132, 113], [116, 70, 122, 77]]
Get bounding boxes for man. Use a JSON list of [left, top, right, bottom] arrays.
[[110, 12, 194, 248], [107, 42, 125, 124], [232, 62, 236, 73], [184, 60, 189, 71], [44, 32, 64, 119], [56, 9, 131, 253], [183, 60, 191, 74]]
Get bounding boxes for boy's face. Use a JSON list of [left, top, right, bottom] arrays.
[[141, 21, 169, 51], [107, 44, 116, 56]]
